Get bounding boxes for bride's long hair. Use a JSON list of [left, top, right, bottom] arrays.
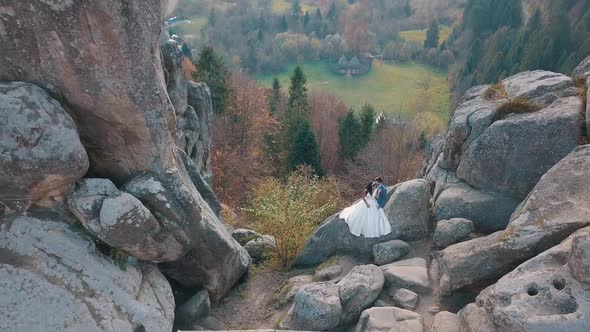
[[365, 182, 374, 195]]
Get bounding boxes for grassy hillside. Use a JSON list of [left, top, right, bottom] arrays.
[[256, 61, 450, 125], [399, 26, 453, 44]]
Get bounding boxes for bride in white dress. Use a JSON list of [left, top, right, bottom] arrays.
[[340, 182, 392, 238]]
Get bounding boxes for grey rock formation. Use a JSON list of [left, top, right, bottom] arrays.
[[392, 288, 419, 310], [231, 228, 262, 245], [293, 214, 397, 267], [1, 0, 247, 302], [431, 311, 461, 332], [466, 227, 590, 332], [275, 275, 314, 306], [175, 290, 211, 329], [354, 307, 424, 332], [569, 232, 590, 284], [125, 173, 250, 301], [438, 145, 590, 295], [337, 264, 385, 324], [0, 82, 88, 211], [572, 55, 590, 79], [372, 240, 410, 266], [434, 218, 475, 248], [424, 70, 583, 235], [314, 264, 344, 282], [279, 282, 342, 331], [243, 235, 276, 264], [178, 148, 221, 216], [0, 213, 174, 332], [434, 183, 519, 233], [381, 258, 431, 294], [383, 179, 432, 241], [456, 95, 582, 200], [457, 303, 497, 332]]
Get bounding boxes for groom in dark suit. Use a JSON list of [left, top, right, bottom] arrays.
[[373, 177, 387, 209]]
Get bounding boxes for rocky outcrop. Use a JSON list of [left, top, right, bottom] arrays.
[[391, 288, 419, 310], [243, 235, 276, 263], [460, 226, 590, 332], [569, 232, 590, 284], [175, 289, 211, 329], [279, 282, 342, 331], [0, 0, 248, 303], [424, 70, 583, 233], [431, 311, 461, 332], [437, 145, 590, 295], [231, 228, 262, 245], [293, 214, 398, 267], [372, 240, 410, 266], [354, 307, 424, 332], [337, 265, 385, 324], [573, 55, 590, 79], [383, 179, 432, 241], [0, 212, 174, 332], [380, 258, 431, 294], [433, 218, 474, 248], [0, 82, 88, 211], [275, 274, 314, 306]]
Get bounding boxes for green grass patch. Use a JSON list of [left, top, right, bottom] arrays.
[[256, 61, 450, 124], [399, 26, 452, 44], [174, 16, 208, 35], [271, 0, 318, 14]]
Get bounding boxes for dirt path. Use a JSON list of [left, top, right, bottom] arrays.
[[209, 268, 312, 329]]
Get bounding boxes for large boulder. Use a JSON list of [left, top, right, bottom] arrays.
[[434, 218, 475, 248], [354, 307, 424, 332], [0, 213, 174, 332], [124, 173, 251, 301], [0, 82, 89, 211], [383, 179, 432, 241], [279, 282, 342, 331], [572, 55, 590, 79], [456, 95, 582, 200], [438, 145, 590, 295], [380, 258, 431, 294], [467, 227, 590, 332], [426, 71, 583, 236], [0, 0, 247, 301], [434, 182, 519, 233], [275, 274, 314, 306], [391, 288, 419, 310], [337, 264, 385, 324], [293, 214, 397, 267], [569, 232, 590, 284], [431, 311, 461, 332], [457, 303, 498, 332], [175, 290, 211, 329], [243, 235, 276, 264], [372, 240, 410, 266]]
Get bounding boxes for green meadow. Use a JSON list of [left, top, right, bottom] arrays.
[[256, 61, 450, 125], [399, 26, 452, 44]]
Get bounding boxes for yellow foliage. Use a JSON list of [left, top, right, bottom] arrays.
[[246, 167, 341, 269]]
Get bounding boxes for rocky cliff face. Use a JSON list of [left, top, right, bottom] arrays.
[[0, 1, 249, 331]]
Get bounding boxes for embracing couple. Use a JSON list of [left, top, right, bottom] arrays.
[[340, 177, 392, 238]]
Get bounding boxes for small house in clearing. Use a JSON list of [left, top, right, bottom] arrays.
[[334, 55, 369, 76]]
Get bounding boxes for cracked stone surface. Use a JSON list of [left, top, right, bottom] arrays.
[[0, 212, 174, 332]]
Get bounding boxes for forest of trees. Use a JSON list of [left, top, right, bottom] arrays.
[[448, 0, 590, 107], [171, 0, 462, 73]]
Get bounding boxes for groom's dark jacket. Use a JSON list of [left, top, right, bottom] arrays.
[[377, 184, 387, 208]]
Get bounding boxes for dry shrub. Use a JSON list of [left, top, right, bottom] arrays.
[[492, 98, 542, 123], [247, 167, 342, 270], [341, 121, 425, 199], [483, 81, 508, 100], [182, 57, 197, 80], [574, 76, 587, 107]]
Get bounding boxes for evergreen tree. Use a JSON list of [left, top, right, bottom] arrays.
[[269, 78, 282, 114], [424, 20, 440, 49], [195, 46, 231, 114], [404, 0, 413, 17], [359, 104, 376, 145], [181, 43, 192, 58], [279, 15, 288, 32], [315, 8, 322, 20], [304, 11, 310, 27], [327, 1, 337, 20], [287, 118, 323, 175], [338, 111, 363, 161], [208, 8, 216, 27], [287, 66, 310, 118], [292, 0, 301, 16]]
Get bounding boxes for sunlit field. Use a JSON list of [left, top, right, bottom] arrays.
[[271, 0, 318, 14], [256, 61, 450, 125], [399, 26, 452, 44]]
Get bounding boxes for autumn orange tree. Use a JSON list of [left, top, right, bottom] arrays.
[[211, 72, 281, 212]]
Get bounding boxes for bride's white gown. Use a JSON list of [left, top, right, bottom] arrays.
[[339, 191, 392, 238]]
